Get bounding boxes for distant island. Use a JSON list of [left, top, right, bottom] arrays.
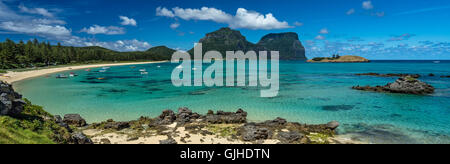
[[307, 55, 370, 63]]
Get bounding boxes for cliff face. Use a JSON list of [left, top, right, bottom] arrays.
[[189, 27, 307, 60], [256, 32, 306, 60]]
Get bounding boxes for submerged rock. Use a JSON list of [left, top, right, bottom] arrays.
[[63, 114, 87, 127], [326, 121, 340, 130], [353, 76, 434, 95], [0, 81, 25, 116]]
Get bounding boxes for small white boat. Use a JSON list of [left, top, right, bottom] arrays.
[[192, 68, 198, 71], [157, 66, 161, 68], [433, 61, 440, 64], [141, 71, 149, 75], [102, 67, 110, 69], [139, 69, 147, 72], [56, 74, 68, 78], [176, 65, 183, 69], [99, 69, 107, 73]]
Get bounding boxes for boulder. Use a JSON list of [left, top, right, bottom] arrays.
[[63, 114, 87, 127], [326, 121, 340, 130], [104, 121, 130, 130], [240, 123, 271, 141], [70, 132, 93, 144], [0, 81, 25, 116], [277, 131, 304, 143], [54, 115, 72, 132], [159, 138, 177, 144], [262, 117, 287, 127], [204, 109, 247, 124]]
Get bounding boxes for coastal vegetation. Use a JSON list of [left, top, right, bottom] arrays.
[[0, 39, 175, 70]]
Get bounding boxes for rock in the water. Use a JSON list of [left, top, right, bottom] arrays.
[[355, 73, 420, 78], [63, 114, 87, 127], [70, 132, 93, 144], [326, 121, 340, 130], [159, 138, 177, 144], [353, 76, 434, 95], [204, 109, 247, 124], [0, 81, 25, 116]]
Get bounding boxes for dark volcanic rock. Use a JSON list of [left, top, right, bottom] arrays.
[[157, 109, 177, 125], [277, 131, 305, 143], [63, 114, 87, 127], [159, 138, 177, 144], [353, 76, 434, 95], [240, 123, 271, 141], [70, 132, 93, 144], [54, 115, 72, 132], [326, 121, 340, 130], [104, 121, 130, 130], [261, 117, 287, 127], [204, 109, 247, 124], [0, 81, 25, 116]]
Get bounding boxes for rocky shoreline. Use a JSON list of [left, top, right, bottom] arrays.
[[79, 108, 343, 144]]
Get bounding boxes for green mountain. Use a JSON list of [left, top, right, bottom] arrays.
[[188, 27, 307, 60]]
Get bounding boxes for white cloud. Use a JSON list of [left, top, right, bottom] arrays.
[[69, 39, 151, 52], [119, 16, 137, 26], [315, 35, 326, 40], [363, 1, 374, 10], [18, 4, 54, 17], [319, 28, 329, 34], [0, 21, 71, 39], [80, 25, 125, 35], [156, 7, 175, 17], [156, 7, 292, 30], [346, 8, 355, 15], [294, 21, 303, 27], [170, 22, 180, 29]]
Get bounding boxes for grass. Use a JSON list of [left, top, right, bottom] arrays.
[[0, 99, 72, 144], [206, 124, 239, 137], [0, 125, 55, 144]]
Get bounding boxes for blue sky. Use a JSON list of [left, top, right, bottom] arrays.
[[0, 0, 449, 59]]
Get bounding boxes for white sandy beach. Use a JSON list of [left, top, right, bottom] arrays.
[[0, 61, 168, 84]]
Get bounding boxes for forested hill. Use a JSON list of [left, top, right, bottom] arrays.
[[0, 39, 175, 69]]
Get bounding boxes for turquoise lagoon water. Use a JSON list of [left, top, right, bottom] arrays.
[[13, 60, 450, 144]]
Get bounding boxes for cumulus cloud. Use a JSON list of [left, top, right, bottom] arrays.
[[319, 28, 329, 34], [80, 25, 125, 35], [346, 8, 355, 15], [170, 22, 180, 29], [0, 21, 71, 39], [18, 4, 54, 17], [83, 39, 151, 51], [362, 1, 374, 10], [119, 16, 137, 26], [156, 7, 292, 30]]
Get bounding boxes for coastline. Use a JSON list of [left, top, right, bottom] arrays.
[[0, 61, 168, 84]]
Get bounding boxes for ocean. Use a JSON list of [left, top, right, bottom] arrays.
[[14, 60, 450, 144]]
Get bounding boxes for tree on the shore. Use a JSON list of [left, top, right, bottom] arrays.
[[0, 38, 174, 69]]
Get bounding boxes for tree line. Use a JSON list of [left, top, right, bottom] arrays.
[[0, 39, 174, 69]]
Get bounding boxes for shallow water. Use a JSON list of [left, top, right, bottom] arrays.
[[14, 60, 450, 144]]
